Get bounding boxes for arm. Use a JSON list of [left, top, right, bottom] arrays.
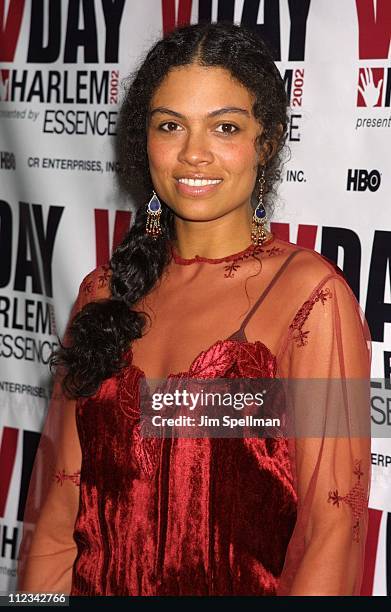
[[277, 273, 372, 596], [17, 266, 111, 593], [17, 384, 81, 593]]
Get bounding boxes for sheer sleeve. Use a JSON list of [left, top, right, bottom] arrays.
[[16, 265, 111, 594], [276, 271, 372, 596]]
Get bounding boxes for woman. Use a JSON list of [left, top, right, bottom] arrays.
[[17, 22, 372, 596]]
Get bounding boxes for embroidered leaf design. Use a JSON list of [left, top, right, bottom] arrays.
[[290, 287, 333, 348], [98, 266, 111, 288], [189, 340, 240, 378], [83, 280, 93, 294], [236, 341, 276, 378], [327, 459, 367, 542], [54, 469, 81, 487], [224, 262, 240, 278], [119, 365, 144, 420]]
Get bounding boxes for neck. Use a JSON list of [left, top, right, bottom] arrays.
[[172, 204, 257, 259]]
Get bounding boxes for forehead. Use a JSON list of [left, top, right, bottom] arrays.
[[150, 65, 255, 114]]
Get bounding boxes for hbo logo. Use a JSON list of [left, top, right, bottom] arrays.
[[347, 169, 381, 192], [0, 151, 15, 170]]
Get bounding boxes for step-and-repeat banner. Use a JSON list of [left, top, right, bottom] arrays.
[[0, 0, 390, 595]]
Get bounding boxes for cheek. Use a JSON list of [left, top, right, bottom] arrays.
[[147, 136, 176, 174], [217, 141, 258, 178]]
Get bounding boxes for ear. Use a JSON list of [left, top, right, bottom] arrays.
[[259, 122, 284, 164]]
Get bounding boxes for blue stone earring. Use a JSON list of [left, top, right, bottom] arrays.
[[145, 191, 162, 239], [251, 169, 268, 246]]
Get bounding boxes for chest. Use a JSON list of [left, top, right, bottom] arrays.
[[128, 259, 288, 380]]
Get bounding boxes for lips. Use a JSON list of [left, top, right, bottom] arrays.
[[175, 175, 223, 197]]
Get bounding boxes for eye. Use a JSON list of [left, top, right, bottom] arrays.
[[159, 121, 183, 132], [215, 123, 239, 135]]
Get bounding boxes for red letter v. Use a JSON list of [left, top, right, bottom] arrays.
[[0, 427, 18, 517], [0, 0, 26, 62], [356, 0, 391, 59], [162, 0, 192, 35]]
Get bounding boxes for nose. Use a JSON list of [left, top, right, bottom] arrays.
[[177, 128, 214, 166]]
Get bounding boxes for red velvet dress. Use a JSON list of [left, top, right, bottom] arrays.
[[18, 235, 372, 596]]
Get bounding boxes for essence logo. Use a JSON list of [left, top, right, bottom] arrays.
[[347, 169, 381, 192]]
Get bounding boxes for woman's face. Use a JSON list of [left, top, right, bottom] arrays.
[[147, 64, 264, 223]]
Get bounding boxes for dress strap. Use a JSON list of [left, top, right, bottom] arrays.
[[227, 250, 301, 342]]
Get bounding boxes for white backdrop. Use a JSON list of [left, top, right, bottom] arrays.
[[0, 0, 390, 595]]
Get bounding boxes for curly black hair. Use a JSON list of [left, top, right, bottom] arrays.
[[52, 21, 289, 398]]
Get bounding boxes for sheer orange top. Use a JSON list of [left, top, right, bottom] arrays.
[[17, 234, 372, 596]]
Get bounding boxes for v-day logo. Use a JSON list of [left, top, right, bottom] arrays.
[[356, 0, 391, 107], [0, 0, 125, 135], [162, 0, 311, 143], [0, 200, 62, 364]]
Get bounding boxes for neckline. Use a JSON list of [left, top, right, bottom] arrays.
[[169, 232, 275, 265], [124, 335, 276, 381]]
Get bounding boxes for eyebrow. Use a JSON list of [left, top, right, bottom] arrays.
[[148, 106, 251, 119]]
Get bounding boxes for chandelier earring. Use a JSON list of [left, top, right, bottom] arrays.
[[251, 169, 268, 246], [145, 191, 163, 239]]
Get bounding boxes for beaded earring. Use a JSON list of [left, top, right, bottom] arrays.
[[251, 169, 268, 246], [145, 191, 162, 239]]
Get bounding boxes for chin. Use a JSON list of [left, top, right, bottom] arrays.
[[171, 204, 228, 223]]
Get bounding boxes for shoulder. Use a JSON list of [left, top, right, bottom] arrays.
[[78, 264, 112, 303], [66, 264, 112, 335], [273, 237, 349, 291], [269, 237, 359, 321]]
